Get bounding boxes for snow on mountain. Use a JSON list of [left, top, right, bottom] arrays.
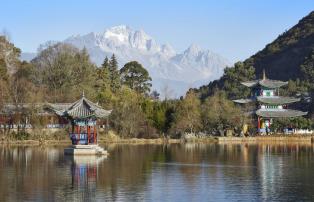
[[24, 25, 231, 97]]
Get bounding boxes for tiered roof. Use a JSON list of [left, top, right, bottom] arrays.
[[241, 79, 288, 89], [256, 109, 307, 118], [233, 96, 300, 105], [256, 96, 300, 105], [241, 70, 288, 89], [47, 95, 111, 119], [234, 70, 307, 118]]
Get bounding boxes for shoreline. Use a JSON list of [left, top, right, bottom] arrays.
[[1, 135, 314, 145], [217, 135, 314, 143], [0, 138, 183, 146]]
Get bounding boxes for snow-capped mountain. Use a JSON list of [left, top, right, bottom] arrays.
[[23, 25, 231, 97]]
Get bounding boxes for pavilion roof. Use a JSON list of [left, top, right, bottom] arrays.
[[241, 79, 288, 89], [256, 109, 307, 118], [47, 96, 111, 119], [233, 98, 254, 104], [257, 96, 300, 105]]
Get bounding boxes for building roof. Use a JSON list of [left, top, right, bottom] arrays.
[[241, 79, 288, 89], [257, 96, 300, 105], [47, 95, 111, 119], [256, 109, 307, 118], [0, 103, 46, 115]]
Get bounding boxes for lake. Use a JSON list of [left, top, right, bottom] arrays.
[[0, 143, 314, 201]]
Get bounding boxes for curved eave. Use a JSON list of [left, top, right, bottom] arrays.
[[65, 109, 112, 120], [257, 96, 300, 105], [241, 79, 288, 89], [241, 80, 258, 88], [256, 109, 307, 118], [258, 80, 288, 89], [233, 98, 254, 104]]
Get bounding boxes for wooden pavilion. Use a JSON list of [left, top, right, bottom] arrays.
[[49, 93, 111, 155]]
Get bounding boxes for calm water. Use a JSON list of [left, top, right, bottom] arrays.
[[1, 143, 314, 202]]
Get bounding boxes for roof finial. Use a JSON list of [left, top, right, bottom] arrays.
[[262, 69, 266, 80], [82, 91, 85, 97]]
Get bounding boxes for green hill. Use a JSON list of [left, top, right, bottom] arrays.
[[247, 11, 314, 80], [195, 11, 314, 100]]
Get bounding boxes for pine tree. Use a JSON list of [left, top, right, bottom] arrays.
[[109, 54, 121, 92], [100, 56, 110, 88]]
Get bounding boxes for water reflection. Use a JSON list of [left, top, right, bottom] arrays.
[[66, 156, 106, 201], [0, 143, 314, 201]]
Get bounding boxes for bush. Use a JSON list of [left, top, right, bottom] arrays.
[[12, 131, 30, 140]]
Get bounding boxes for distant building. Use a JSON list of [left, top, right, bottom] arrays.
[[0, 96, 111, 132], [233, 70, 307, 135]]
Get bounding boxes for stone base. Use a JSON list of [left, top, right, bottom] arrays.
[[64, 144, 108, 156]]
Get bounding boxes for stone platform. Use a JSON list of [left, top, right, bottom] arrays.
[[64, 144, 108, 156]]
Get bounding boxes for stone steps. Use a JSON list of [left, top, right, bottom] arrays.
[[64, 144, 108, 155]]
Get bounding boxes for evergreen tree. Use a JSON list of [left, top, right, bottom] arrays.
[[99, 56, 111, 89], [109, 54, 121, 92], [300, 50, 314, 91], [222, 61, 255, 99], [120, 61, 152, 95], [95, 56, 113, 105]]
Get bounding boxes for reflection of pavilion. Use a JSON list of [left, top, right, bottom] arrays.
[[68, 155, 106, 199]]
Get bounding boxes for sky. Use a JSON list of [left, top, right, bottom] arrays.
[[0, 0, 313, 62]]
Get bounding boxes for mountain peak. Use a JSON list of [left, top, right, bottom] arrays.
[[58, 25, 230, 96], [185, 44, 202, 55], [106, 25, 131, 33], [103, 25, 132, 43]]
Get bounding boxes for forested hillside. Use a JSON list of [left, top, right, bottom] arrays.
[[248, 11, 314, 80], [195, 11, 314, 100]]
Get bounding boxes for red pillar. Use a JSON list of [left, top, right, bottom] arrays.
[[87, 126, 90, 144], [94, 126, 97, 144], [257, 117, 260, 133]]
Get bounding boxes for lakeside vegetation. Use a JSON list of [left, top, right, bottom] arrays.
[[0, 11, 313, 141], [0, 36, 248, 140]]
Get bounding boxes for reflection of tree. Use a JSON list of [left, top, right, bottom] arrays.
[[96, 144, 161, 199], [0, 145, 65, 201], [1, 143, 314, 201]]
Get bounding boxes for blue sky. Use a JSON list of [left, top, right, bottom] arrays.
[[0, 0, 313, 62]]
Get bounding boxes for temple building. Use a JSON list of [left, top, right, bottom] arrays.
[[47, 94, 111, 155], [0, 94, 111, 154], [234, 70, 307, 134], [48, 93, 111, 145]]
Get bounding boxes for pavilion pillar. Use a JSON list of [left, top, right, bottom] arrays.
[[94, 125, 97, 144], [87, 126, 90, 144], [257, 117, 260, 134]]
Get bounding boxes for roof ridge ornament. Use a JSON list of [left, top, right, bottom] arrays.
[[82, 91, 85, 97], [262, 69, 266, 80]]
